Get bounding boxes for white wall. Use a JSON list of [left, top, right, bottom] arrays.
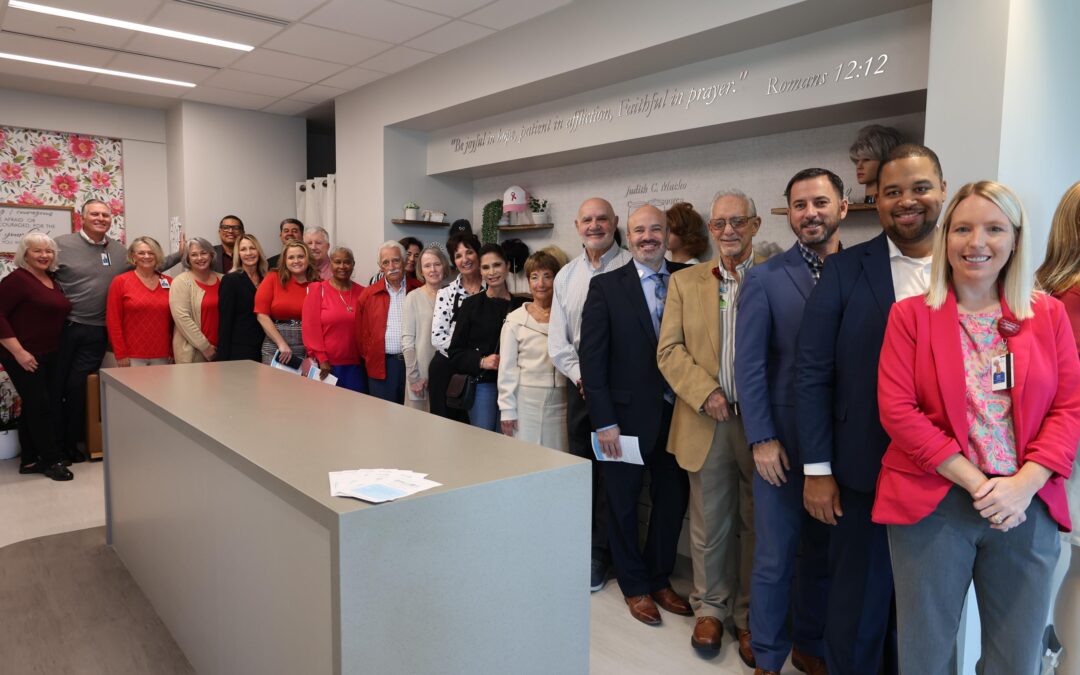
[[168, 101, 306, 253], [0, 88, 170, 246]]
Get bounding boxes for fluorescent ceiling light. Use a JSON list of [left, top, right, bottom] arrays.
[[0, 51, 197, 86], [9, 0, 254, 51]]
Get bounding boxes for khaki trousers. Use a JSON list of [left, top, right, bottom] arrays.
[[687, 414, 753, 629]]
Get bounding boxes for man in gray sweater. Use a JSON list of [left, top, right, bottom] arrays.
[[52, 199, 180, 461]]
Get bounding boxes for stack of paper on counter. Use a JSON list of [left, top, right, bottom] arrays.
[[329, 469, 441, 504]]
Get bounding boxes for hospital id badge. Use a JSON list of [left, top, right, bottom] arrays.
[[100, 251, 111, 266], [159, 277, 170, 289], [991, 353, 1013, 391]]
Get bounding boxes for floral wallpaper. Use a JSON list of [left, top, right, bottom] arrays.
[[0, 125, 125, 244]]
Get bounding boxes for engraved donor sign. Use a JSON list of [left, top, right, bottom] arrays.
[[0, 203, 74, 252]]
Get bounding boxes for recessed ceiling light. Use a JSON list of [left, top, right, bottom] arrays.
[[8, 0, 254, 51], [0, 51, 197, 86]]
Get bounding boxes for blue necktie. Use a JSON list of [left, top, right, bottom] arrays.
[[653, 272, 674, 403]]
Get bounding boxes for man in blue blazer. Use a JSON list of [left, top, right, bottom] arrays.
[[580, 205, 691, 626], [735, 168, 846, 675], [796, 145, 946, 675]]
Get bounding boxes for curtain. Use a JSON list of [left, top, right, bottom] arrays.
[[295, 174, 336, 243]]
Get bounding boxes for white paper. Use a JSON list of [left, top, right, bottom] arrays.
[[590, 432, 644, 465], [328, 468, 441, 504], [319, 373, 339, 386]]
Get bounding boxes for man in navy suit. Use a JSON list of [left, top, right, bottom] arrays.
[[796, 145, 946, 675], [580, 205, 691, 626], [735, 168, 847, 675]]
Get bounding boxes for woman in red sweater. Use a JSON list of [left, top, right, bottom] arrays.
[[302, 246, 366, 392], [255, 239, 319, 365], [106, 237, 173, 367], [0, 233, 73, 481]]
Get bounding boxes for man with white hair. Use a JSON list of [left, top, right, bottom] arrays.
[[356, 241, 421, 403], [304, 226, 332, 280]]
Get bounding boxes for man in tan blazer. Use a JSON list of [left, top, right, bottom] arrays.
[[657, 190, 766, 665]]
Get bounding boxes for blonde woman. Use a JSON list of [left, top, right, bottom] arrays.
[[106, 237, 173, 366], [170, 237, 222, 364], [218, 233, 268, 362], [875, 181, 1080, 675], [1037, 180, 1080, 675], [401, 245, 449, 412], [255, 239, 319, 365]]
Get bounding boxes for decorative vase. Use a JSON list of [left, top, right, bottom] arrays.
[[404, 208, 419, 220], [0, 429, 19, 461], [532, 210, 548, 224]]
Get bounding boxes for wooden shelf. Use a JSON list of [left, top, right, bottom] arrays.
[[770, 202, 878, 216], [391, 218, 450, 226], [498, 222, 553, 231]]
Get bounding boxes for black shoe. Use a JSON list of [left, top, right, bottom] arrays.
[[43, 463, 74, 481], [19, 462, 43, 474], [69, 452, 87, 464], [590, 559, 610, 592]]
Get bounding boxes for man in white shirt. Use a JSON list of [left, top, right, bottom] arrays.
[[549, 197, 632, 591], [796, 145, 946, 675], [305, 226, 332, 280]]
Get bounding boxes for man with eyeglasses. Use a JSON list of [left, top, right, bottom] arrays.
[[735, 168, 847, 675], [213, 215, 244, 274], [657, 191, 768, 660]]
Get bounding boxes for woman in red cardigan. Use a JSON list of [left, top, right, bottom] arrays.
[[255, 240, 319, 366], [106, 237, 173, 367], [875, 181, 1080, 675]]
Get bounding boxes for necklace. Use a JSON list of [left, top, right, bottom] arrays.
[[332, 283, 354, 312]]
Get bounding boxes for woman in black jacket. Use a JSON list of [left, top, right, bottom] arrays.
[[217, 234, 267, 362], [448, 244, 525, 432]]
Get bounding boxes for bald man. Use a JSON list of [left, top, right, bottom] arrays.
[[579, 205, 691, 625], [549, 197, 633, 592]]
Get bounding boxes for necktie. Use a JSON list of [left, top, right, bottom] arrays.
[[654, 271, 668, 325]]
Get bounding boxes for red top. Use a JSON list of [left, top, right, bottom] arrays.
[[874, 290, 1080, 531], [106, 271, 174, 360], [0, 268, 72, 356], [254, 272, 311, 320], [1055, 285, 1080, 356], [302, 281, 365, 365], [196, 279, 220, 347], [355, 277, 422, 378]]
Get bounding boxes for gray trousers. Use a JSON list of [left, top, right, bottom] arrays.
[[888, 486, 1059, 675]]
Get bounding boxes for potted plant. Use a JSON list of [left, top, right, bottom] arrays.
[[404, 202, 420, 220], [482, 199, 503, 244], [0, 370, 21, 461], [529, 197, 549, 224]]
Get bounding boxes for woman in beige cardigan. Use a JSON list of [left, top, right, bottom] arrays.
[[497, 250, 568, 451], [170, 237, 223, 364]]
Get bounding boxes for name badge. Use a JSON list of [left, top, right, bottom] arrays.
[[159, 278, 170, 289], [100, 251, 111, 266], [991, 353, 1013, 391]]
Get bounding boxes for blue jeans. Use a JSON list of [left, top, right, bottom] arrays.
[[368, 356, 405, 404], [469, 383, 498, 431]]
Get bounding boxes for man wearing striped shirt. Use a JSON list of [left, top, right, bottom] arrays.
[[657, 190, 767, 661]]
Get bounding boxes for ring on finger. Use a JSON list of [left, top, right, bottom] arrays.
[[991, 514, 1005, 525]]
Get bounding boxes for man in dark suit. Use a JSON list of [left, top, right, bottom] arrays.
[[796, 144, 946, 675], [212, 214, 244, 273], [580, 204, 691, 625], [735, 168, 846, 675]]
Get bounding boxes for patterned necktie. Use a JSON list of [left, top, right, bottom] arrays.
[[654, 271, 668, 325]]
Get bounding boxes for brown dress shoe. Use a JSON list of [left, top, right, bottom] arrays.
[[753, 669, 780, 675], [624, 594, 661, 625], [737, 628, 756, 668], [690, 616, 722, 653], [791, 648, 828, 675], [650, 587, 693, 616]]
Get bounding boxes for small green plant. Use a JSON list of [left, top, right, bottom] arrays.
[[528, 197, 547, 213], [404, 201, 419, 210], [482, 199, 503, 244]]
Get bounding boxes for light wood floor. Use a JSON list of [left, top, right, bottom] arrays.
[[0, 457, 800, 674]]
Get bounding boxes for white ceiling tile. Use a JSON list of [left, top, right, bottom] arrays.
[[395, 0, 495, 19], [262, 99, 316, 116], [123, 33, 244, 69], [203, 69, 308, 97], [106, 52, 217, 84], [181, 85, 278, 110], [0, 58, 95, 85], [145, 2, 284, 46], [405, 20, 494, 54], [263, 23, 393, 65], [289, 83, 347, 104], [305, 0, 449, 43], [17, 0, 162, 23], [2, 9, 134, 50], [319, 65, 386, 89], [86, 72, 194, 98], [228, 49, 345, 83], [463, 0, 572, 30], [358, 45, 433, 74], [0, 31, 116, 66], [194, 0, 327, 22]]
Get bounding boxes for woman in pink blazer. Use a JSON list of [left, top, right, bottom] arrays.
[[875, 181, 1080, 675]]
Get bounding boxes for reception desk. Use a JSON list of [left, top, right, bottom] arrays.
[[101, 362, 590, 675]]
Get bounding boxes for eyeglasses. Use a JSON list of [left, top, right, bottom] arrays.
[[708, 216, 755, 231], [219, 225, 243, 232]]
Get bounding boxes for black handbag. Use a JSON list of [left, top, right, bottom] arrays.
[[445, 373, 477, 410]]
